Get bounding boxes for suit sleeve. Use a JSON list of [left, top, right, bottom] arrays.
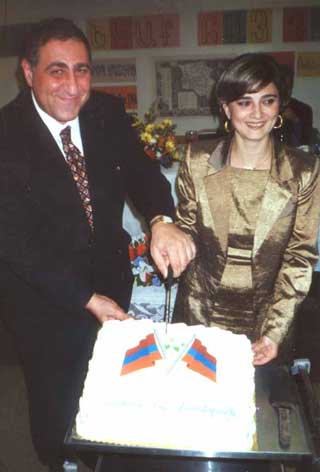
[[261, 157, 320, 345], [175, 144, 199, 239], [107, 97, 175, 223]]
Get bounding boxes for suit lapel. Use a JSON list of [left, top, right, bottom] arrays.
[[252, 142, 294, 257], [78, 96, 115, 214], [16, 91, 90, 222], [79, 92, 116, 169], [204, 139, 231, 255], [18, 91, 74, 174]]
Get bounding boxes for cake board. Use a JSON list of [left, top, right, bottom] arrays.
[[65, 365, 316, 472]]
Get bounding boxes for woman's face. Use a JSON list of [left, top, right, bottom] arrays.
[[222, 82, 280, 142]]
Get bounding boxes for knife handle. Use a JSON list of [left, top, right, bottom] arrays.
[[164, 265, 174, 289], [278, 407, 291, 449]]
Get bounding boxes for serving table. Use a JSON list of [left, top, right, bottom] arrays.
[[65, 364, 318, 472]]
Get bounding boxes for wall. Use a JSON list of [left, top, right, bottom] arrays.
[[0, 0, 319, 134]]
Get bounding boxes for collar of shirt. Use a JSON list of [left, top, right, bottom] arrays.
[[31, 91, 84, 157]]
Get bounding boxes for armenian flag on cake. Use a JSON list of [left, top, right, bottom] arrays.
[[182, 338, 217, 382], [121, 333, 162, 375]]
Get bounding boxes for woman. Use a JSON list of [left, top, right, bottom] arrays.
[[173, 53, 320, 365]]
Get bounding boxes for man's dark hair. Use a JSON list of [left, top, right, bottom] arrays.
[[20, 17, 92, 66], [213, 53, 290, 119]]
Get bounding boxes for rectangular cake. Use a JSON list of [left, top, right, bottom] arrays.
[[76, 319, 256, 452]]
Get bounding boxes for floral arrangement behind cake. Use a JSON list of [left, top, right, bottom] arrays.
[[131, 101, 182, 168], [129, 234, 162, 287]]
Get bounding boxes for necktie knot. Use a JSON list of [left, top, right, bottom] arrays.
[[60, 125, 72, 146]]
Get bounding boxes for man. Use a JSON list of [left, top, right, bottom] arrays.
[[0, 18, 195, 470]]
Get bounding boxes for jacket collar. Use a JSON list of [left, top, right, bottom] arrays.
[[207, 135, 294, 184]]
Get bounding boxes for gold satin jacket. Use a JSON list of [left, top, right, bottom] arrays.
[[173, 137, 320, 345]]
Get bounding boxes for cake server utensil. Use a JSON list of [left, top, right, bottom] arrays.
[[269, 366, 296, 449], [164, 265, 174, 333]]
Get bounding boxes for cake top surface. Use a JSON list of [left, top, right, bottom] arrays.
[[76, 319, 256, 451]]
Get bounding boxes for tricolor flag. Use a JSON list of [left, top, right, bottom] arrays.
[[182, 338, 217, 382], [121, 333, 162, 375]]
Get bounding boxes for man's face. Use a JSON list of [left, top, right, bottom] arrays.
[[21, 38, 91, 123]]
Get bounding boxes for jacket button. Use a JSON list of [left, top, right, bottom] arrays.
[[115, 165, 120, 171]]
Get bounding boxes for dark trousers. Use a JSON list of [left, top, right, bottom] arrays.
[[295, 272, 320, 382], [1, 294, 99, 467]]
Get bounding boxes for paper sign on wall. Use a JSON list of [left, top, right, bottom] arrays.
[[247, 9, 272, 43], [93, 85, 137, 110], [283, 7, 320, 42], [297, 52, 320, 77], [198, 8, 272, 45], [223, 10, 247, 44], [198, 12, 223, 46], [91, 59, 136, 83], [87, 15, 179, 50]]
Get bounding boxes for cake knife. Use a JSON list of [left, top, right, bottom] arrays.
[[164, 265, 174, 333], [269, 366, 295, 449]]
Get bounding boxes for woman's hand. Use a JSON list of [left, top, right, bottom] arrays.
[[252, 336, 278, 365]]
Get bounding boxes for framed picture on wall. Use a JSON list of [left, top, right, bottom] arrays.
[[155, 57, 233, 116]]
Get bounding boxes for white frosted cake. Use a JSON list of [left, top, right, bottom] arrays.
[[76, 319, 256, 452]]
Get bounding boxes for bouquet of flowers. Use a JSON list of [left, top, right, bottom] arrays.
[[128, 234, 162, 287], [131, 101, 181, 168]]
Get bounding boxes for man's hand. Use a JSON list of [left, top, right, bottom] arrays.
[[150, 222, 196, 278], [252, 336, 278, 365], [85, 293, 131, 324]]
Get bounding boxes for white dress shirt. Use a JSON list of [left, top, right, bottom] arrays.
[[31, 92, 84, 158]]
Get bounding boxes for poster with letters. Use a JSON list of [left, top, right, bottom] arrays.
[[91, 59, 136, 83], [87, 15, 179, 50]]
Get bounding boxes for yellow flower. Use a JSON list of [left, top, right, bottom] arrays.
[[145, 123, 155, 133], [165, 139, 176, 153], [140, 132, 153, 144], [131, 107, 178, 167]]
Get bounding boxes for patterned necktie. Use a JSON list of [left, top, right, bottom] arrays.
[[60, 126, 94, 230]]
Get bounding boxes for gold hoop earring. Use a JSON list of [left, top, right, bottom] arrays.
[[273, 115, 283, 129], [224, 120, 231, 133]]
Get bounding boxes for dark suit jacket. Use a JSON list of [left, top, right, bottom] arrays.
[[0, 89, 174, 463]]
